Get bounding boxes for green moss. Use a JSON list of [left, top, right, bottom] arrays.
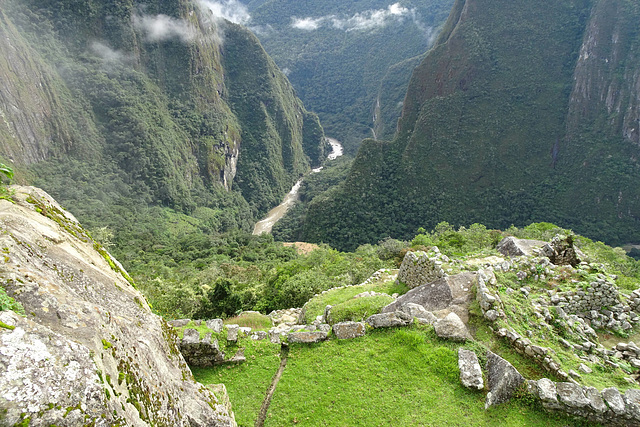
[[0, 320, 15, 330], [101, 339, 112, 350]]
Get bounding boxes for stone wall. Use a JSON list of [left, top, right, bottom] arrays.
[[396, 250, 446, 289]]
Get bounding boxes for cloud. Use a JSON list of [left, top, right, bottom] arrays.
[[90, 41, 133, 63], [291, 17, 325, 31], [291, 3, 416, 32], [198, 0, 251, 25], [133, 13, 196, 42]]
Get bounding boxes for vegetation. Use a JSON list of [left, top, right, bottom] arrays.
[[245, 0, 455, 152], [302, 0, 640, 252]]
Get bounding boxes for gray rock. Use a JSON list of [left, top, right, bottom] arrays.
[[434, 313, 471, 342], [226, 324, 239, 342], [383, 277, 453, 313], [583, 386, 607, 414], [536, 379, 558, 406], [458, 349, 483, 390], [228, 348, 246, 364], [268, 329, 281, 344], [366, 311, 412, 329], [169, 319, 191, 328], [287, 331, 328, 344], [183, 328, 201, 344], [485, 351, 525, 408], [602, 387, 626, 415], [0, 187, 235, 426], [332, 322, 366, 340], [400, 303, 434, 319], [556, 382, 590, 408], [625, 389, 640, 421], [578, 363, 592, 374], [206, 319, 224, 333], [484, 309, 499, 322], [251, 331, 268, 340], [317, 324, 331, 334], [496, 237, 546, 257]]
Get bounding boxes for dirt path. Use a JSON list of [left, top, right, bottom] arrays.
[[255, 345, 289, 427]]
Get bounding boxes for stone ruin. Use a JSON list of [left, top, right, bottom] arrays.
[[396, 250, 446, 289]]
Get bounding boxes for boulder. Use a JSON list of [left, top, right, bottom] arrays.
[[497, 237, 546, 257], [0, 186, 234, 426], [383, 277, 453, 313], [625, 389, 640, 421], [332, 322, 366, 339], [536, 378, 559, 408], [485, 351, 525, 408], [206, 319, 224, 333], [400, 303, 434, 319], [251, 331, 268, 340], [556, 382, 590, 408], [458, 349, 483, 390], [434, 313, 471, 342], [287, 331, 328, 344], [366, 311, 412, 329], [583, 386, 607, 414], [602, 387, 626, 415], [228, 348, 246, 364]]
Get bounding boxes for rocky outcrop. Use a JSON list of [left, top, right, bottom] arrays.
[[497, 237, 546, 257], [0, 186, 235, 426]]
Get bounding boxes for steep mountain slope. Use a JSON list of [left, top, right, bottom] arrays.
[[0, 0, 325, 225], [303, 0, 640, 251], [242, 0, 454, 152]]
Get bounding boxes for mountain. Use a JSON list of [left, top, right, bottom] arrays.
[[0, 0, 325, 230], [240, 0, 454, 152], [302, 0, 640, 251]]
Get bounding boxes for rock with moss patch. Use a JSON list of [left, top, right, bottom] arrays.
[[332, 322, 366, 339], [366, 311, 412, 329], [0, 187, 235, 426]]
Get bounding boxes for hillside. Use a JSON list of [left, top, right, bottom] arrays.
[[0, 0, 325, 235], [302, 0, 640, 251], [241, 0, 454, 152]]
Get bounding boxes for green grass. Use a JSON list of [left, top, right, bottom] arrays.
[[263, 326, 592, 426], [192, 338, 282, 427], [327, 294, 395, 325], [224, 312, 273, 330], [303, 277, 407, 324]]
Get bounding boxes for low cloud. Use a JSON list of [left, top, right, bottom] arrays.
[[198, 0, 251, 25], [133, 13, 196, 42], [291, 17, 324, 31], [90, 41, 133, 63], [291, 3, 426, 34]]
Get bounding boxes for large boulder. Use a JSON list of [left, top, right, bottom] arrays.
[[366, 311, 412, 329], [434, 313, 471, 342], [332, 322, 366, 339], [458, 349, 483, 390], [485, 351, 525, 408], [497, 237, 546, 257], [0, 187, 235, 426], [396, 250, 445, 289]]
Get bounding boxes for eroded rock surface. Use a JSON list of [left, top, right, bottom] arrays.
[[0, 186, 235, 426]]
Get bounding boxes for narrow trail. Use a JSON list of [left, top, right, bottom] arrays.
[[255, 345, 289, 427]]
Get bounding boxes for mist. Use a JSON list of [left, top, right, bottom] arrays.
[[198, 0, 251, 25], [133, 13, 196, 42]]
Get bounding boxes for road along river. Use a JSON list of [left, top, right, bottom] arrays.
[[252, 138, 343, 235]]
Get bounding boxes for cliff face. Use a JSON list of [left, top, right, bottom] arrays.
[[0, 0, 324, 215], [303, 0, 640, 251], [0, 186, 235, 426]]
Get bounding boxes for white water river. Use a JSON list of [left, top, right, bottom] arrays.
[[252, 137, 343, 235]]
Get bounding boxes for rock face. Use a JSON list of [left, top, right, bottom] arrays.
[[396, 251, 446, 289], [497, 237, 546, 257], [485, 351, 525, 409], [0, 187, 235, 426]]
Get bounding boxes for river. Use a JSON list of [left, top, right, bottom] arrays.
[[252, 137, 343, 235]]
